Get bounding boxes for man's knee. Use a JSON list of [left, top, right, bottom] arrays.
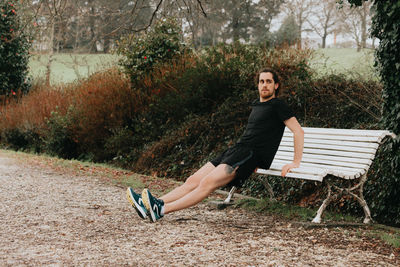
[[197, 178, 218, 195], [198, 169, 235, 193], [184, 175, 201, 190], [223, 164, 238, 175]]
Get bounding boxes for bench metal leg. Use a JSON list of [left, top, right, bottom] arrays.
[[224, 176, 276, 203], [349, 191, 373, 224], [314, 173, 373, 224], [224, 186, 237, 203], [346, 173, 373, 224], [312, 182, 333, 223], [257, 175, 276, 201]]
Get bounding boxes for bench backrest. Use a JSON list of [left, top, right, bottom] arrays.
[[257, 127, 395, 181]]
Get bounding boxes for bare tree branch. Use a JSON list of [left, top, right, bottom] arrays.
[[196, 0, 207, 17], [19, 0, 43, 34], [134, 0, 164, 32]]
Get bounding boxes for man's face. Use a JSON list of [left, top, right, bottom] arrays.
[[258, 72, 278, 102]]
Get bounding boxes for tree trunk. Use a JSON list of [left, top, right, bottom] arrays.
[[360, 5, 367, 49], [74, 10, 81, 51], [88, 0, 97, 53], [46, 22, 55, 87], [322, 35, 326, 48], [232, 16, 240, 42], [297, 13, 303, 49]]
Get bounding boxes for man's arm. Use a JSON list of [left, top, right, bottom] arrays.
[[281, 117, 304, 177]]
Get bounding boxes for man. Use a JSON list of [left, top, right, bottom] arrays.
[[127, 68, 304, 222]]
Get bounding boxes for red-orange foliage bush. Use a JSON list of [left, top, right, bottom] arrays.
[[0, 82, 74, 133], [68, 69, 134, 157], [0, 68, 134, 159]]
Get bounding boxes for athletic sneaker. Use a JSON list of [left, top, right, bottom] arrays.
[[126, 187, 148, 219], [142, 189, 164, 222]]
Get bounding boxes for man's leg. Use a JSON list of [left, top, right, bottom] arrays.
[[163, 164, 236, 214], [160, 162, 216, 203]]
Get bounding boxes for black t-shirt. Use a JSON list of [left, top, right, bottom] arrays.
[[237, 98, 294, 169]]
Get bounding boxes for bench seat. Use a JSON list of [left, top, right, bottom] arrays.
[[257, 127, 395, 181], [226, 127, 395, 224]]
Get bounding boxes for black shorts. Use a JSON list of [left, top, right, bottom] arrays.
[[210, 145, 259, 187]]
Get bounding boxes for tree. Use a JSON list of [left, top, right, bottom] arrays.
[[36, 0, 68, 85], [196, 0, 283, 45], [0, 1, 31, 96], [282, 0, 317, 48], [275, 14, 300, 47], [338, 1, 372, 51], [306, 0, 338, 48], [146, 0, 208, 47]]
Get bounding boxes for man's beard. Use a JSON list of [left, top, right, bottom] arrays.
[[260, 90, 274, 100]]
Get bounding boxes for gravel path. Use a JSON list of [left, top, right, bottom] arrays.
[[0, 151, 398, 266]]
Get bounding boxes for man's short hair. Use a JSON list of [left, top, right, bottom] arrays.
[[255, 68, 281, 96]]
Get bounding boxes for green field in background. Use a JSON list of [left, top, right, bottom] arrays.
[[28, 53, 119, 85], [310, 48, 376, 78], [28, 48, 376, 85]]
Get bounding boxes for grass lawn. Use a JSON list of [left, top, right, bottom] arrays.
[[28, 48, 376, 85], [310, 48, 377, 79], [28, 53, 119, 85]]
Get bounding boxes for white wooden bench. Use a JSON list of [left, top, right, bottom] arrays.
[[224, 127, 395, 224]]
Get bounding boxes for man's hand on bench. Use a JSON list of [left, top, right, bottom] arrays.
[[281, 162, 300, 177]]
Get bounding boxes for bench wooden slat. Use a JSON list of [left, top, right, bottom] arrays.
[[272, 159, 360, 173], [258, 167, 359, 180], [275, 151, 372, 165], [256, 169, 324, 182], [269, 163, 327, 176], [274, 154, 369, 170], [272, 159, 364, 179], [281, 137, 379, 149], [283, 132, 383, 142], [287, 127, 392, 138], [278, 146, 376, 160], [280, 141, 377, 154]]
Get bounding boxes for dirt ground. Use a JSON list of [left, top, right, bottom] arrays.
[[0, 150, 399, 266]]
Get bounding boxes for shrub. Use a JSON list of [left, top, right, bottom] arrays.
[[1, 128, 29, 150], [133, 90, 255, 178], [358, 140, 400, 226], [104, 126, 136, 166], [116, 18, 186, 86], [0, 1, 31, 96], [66, 69, 134, 161], [127, 44, 314, 155], [0, 82, 74, 152], [43, 107, 78, 159], [284, 74, 382, 129], [0, 68, 134, 161]]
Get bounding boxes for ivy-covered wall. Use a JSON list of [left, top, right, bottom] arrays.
[[346, 0, 400, 225]]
